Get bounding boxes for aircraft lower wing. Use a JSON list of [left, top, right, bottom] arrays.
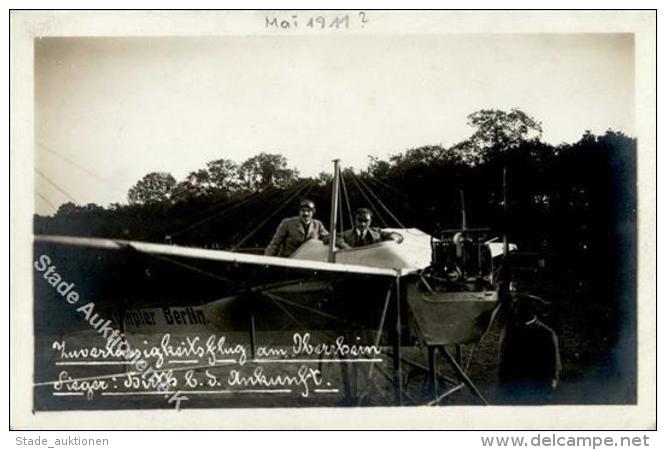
[[35, 235, 399, 276], [33, 235, 400, 335]]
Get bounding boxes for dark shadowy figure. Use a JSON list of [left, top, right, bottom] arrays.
[[497, 286, 561, 404]]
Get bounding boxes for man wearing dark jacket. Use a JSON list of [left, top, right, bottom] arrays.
[[340, 208, 403, 248], [264, 199, 330, 257], [498, 290, 561, 404]]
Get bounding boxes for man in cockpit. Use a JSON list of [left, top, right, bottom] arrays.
[[264, 199, 330, 257], [340, 208, 403, 248]]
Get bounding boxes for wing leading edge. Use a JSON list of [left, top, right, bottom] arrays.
[[34, 235, 399, 278]]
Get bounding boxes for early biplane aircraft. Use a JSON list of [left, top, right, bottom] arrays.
[[34, 161, 515, 406]]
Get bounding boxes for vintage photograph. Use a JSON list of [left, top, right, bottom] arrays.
[[10, 10, 656, 429]]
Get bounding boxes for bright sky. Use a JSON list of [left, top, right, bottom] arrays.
[[34, 34, 634, 214]]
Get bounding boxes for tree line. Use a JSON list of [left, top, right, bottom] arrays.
[[35, 108, 636, 275], [126, 152, 300, 205]]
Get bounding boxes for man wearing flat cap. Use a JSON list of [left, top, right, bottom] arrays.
[[264, 199, 331, 257]]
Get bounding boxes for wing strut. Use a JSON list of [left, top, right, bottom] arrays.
[[328, 159, 341, 263]]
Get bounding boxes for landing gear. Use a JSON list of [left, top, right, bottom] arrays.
[[426, 345, 489, 405]]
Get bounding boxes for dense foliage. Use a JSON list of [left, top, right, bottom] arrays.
[[35, 109, 636, 264]]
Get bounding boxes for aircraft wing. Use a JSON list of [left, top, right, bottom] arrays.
[[35, 235, 398, 277], [33, 235, 400, 334]]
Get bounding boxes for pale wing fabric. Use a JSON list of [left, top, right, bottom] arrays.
[[34, 235, 397, 277]]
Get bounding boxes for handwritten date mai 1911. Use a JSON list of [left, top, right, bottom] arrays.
[[265, 12, 368, 30]]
